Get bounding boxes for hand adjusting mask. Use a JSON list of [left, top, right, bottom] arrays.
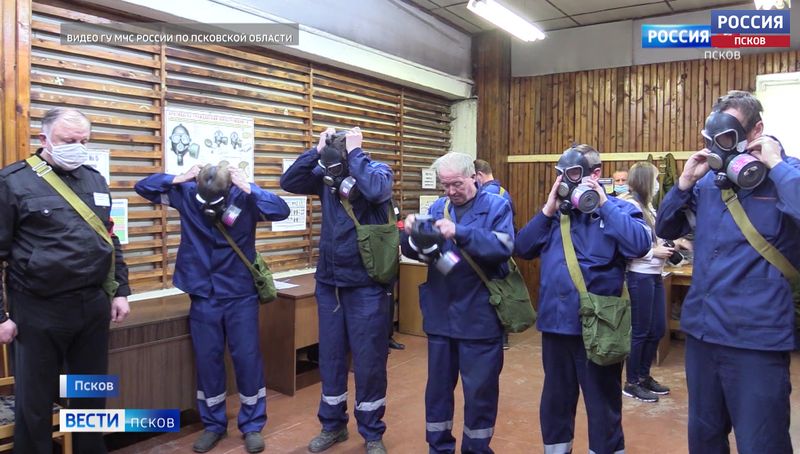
[[318, 131, 359, 199], [555, 148, 601, 214], [196, 164, 241, 226], [702, 111, 766, 190]]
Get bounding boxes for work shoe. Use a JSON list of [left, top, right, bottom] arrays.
[[308, 427, 349, 452], [244, 432, 265, 453], [389, 337, 406, 350], [641, 376, 670, 395], [623, 382, 659, 403], [366, 439, 388, 454], [502, 333, 510, 350], [193, 430, 226, 453]]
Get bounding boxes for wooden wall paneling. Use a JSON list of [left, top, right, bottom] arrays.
[[474, 29, 510, 187], [400, 90, 450, 215], [13, 1, 452, 292], [508, 50, 800, 300]]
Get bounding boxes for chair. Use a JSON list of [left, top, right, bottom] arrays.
[[0, 344, 73, 453]]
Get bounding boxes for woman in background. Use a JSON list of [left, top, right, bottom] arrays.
[[619, 162, 673, 403]]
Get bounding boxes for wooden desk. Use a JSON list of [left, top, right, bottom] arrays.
[[107, 295, 199, 411], [668, 265, 693, 332], [656, 273, 672, 366], [261, 273, 320, 396], [398, 261, 427, 337]]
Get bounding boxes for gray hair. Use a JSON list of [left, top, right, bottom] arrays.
[[41, 108, 91, 137], [431, 151, 475, 178]]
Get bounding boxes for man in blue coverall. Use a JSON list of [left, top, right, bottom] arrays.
[[135, 163, 290, 453], [515, 144, 650, 454], [281, 126, 393, 454], [656, 90, 800, 454], [401, 151, 514, 454]]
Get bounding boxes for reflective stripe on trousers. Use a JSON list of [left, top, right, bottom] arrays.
[[239, 387, 267, 406], [426, 420, 454, 432], [463, 426, 494, 439], [197, 390, 227, 407]]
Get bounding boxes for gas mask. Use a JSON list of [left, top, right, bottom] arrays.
[[196, 164, 241, 226], [555, 148, 601, 214], [170, 124, 199, 166], [408, 215, 460, 275], [318, 130, 359, 199], [702, 112, 767, 190]]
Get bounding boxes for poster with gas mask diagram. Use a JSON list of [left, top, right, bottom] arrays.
[[164, 107, 255, 182]]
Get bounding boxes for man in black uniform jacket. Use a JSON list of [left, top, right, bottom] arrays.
[[0, 108, 131, 454]]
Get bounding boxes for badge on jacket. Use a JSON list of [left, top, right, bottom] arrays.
[[94, 192, 111, 207]]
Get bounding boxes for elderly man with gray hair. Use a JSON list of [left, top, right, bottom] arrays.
[[0, 107, 131, 453], [400, 151, 514, 454]]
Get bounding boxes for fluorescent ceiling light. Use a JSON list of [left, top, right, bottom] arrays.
[[754, 0, 791, 9], [467, 0, 546, 42]]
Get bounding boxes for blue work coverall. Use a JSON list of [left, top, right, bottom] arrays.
[[400, 190, 514, 454], [134, 174, 290, 435], [656, 146, 800, 454], [515, 197, 650, 454], [280, 146, 394, 442], [479, 179, 514, 214]]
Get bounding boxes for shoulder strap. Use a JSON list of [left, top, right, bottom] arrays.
[[722, 189, 800, 285], [214, 221, 258, 275], [443, 199, 491, 285], [26, 155, 112, 246], [340, 198, 394, 227], [499, 187, 506, 196], [559, 214, 588, 294]]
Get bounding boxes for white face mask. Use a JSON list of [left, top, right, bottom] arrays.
[[49, 142, 88, 171]]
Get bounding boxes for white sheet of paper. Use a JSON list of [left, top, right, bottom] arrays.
[[274, 280, 299, 289]]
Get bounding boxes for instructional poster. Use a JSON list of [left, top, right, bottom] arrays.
[[164, 107, 255, 181], [110, 198, 128, 245], [419, 195, 439, 214], [86, 149, 110, 184], [272, 196, 307, 232]]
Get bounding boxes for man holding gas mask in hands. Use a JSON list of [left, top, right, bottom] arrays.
[[281, 126, 395, 454], [401, 152, 514, 454], [656, 90, 800, 454]]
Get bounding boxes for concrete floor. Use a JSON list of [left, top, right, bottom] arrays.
[[114, 329, 800, 453]]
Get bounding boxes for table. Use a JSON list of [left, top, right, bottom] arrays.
[[261, 273, 320, 396], [398, 261, 427, 337], [107, 294, 199, 411], [655, 264, 692, 365]]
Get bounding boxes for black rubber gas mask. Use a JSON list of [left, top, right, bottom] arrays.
[[702, 112, 767, 190], [196, 164, 241, 226], [408, 215, 460, 275], [318, 131, 359, 199], [555, 148, 601, 214]]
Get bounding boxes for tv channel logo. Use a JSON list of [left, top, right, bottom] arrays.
[[60, 374, 119, 398], [60, 409, 180, 432], [642, 9, 791, 49]]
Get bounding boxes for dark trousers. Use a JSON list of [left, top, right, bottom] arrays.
[[625, 271, 665, 384], [10, 287, 111, 454], [685, 335, 792, 454], [540, 332, 624, 454], [316, 282, 389, 441], [425, 334, 503, 454], [189, 294, 266, 435]]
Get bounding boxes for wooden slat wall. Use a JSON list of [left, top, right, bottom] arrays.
[[474, 30, 511, 186], [18, 0, 451, 294], [508, 50, 800, 301]]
